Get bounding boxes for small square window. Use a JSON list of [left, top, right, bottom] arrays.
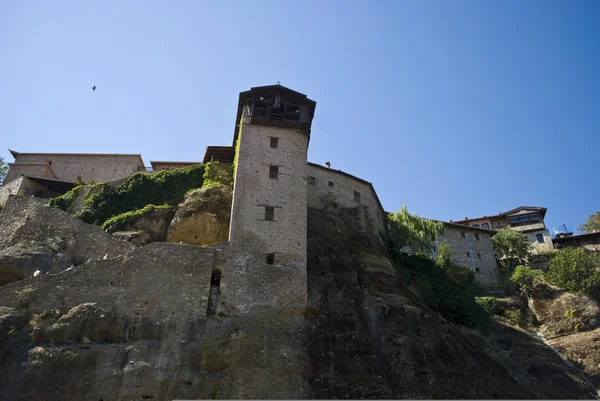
[[536, 233, 544, 243], [461, 232, 466, 239], [270, 137, 278, 148], [475, 267, 480, 272], [269, 165, 279, 179], [466, 252, 470, 257], [308, 176, 316, 185], [265, 206, 274, 221], [475, 233, 480, 241], [328, 181, 334, 187], [354, 191, 361, 203], [266, 253, 275, 265]]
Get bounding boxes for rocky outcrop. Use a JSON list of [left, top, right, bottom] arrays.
[[527, 280, 600, 339], [0, 196, 135, 286], [303, 207, 595, 399], [167, 185, 232, 246], [0, 198, 596, 399]]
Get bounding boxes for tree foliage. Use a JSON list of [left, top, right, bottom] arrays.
[[510, 265, 543, 291], [0, 156, 8, 184], [578, 211, 600, 233], [546, 247, 600, 298], [387, 205, 444, 256], [492, 228, 531, 269]]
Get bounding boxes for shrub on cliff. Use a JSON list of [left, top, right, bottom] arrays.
[[546, 247, 600, 298], [101, 204, 176, 233], [48, 185, 83, 211], [49, 164, 207, 226], [392, 252, 490, 332], [509, 265, 543, 291]]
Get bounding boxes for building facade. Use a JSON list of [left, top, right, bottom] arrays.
[[453, 206, 553, 253]]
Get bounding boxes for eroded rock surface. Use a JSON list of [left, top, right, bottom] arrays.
[[167, 185, 232, 246], [0, 196, 135, 286]]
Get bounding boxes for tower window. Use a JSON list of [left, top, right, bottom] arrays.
[[354, 191, 361, 203], [265, 206, 274, 221], [269, 165, 279, 179], [270, 137, 278, 148], [461, 231, 466, 238], [266, 253, 275, 265], [308, 176, 316, 185], [477, 252, 481, 258], [536, 233, 544, 243], [475, 233, 480, 241], [466, 252, 470, 257]]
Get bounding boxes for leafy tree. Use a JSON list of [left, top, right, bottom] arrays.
[[510, 265, 543, 291], [578, 211, 600, 233], [0, 156, 8, 185], [492, 228, 531, 269], [387, 205, 444, 256], [546, 247, 600, 298]]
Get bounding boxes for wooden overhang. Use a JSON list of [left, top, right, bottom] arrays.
[[232, 85, 317, 146], [202, 146, 235, 164]]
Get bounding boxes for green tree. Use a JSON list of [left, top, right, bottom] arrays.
[[0, 156, 8, 184], [578, 211, 600, 233], [546, 247, 600, 298], [492, 228, 531, 269], [387, 205, 444, 256]]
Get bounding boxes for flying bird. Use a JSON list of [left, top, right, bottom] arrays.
[[92, 85, 96, 92]]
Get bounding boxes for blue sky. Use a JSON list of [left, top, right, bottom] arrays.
[[1, 0, 599, 233]]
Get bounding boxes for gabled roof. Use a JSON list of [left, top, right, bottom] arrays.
[[9, 149, 145, 168], [454, 206, 547, 224]]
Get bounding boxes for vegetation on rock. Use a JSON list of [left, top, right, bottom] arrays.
[[48, 185, 83, 212], [391, 251, 490, 331], [387, 205, 444, 255], [492, 228, 531, 270], [101, 204, 175, 233], [546, 247, 600, 299], [0, 156, 7, 184], [510, 265, 544, 291]]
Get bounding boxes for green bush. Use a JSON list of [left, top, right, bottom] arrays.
[[202, 162, 233, 187], [475, 296, 496, 313], [546, 247, 600, 298], [73, 164, 206, 226], [101, 204, 175, 233], [392, 252, 490, 332], [48, 185, 83, 211], [510, 265, 543, 291]]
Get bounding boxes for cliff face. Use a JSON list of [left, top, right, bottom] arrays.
[[0, 197, 596, 400]]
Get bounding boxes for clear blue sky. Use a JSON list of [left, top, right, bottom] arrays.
[[1, 0, 599, 233]]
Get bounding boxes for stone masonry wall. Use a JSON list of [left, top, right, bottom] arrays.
[[525, 229, 554, 253], [0, 243, 215, 319], [436, 225, 500, 288], [0, 177, 25, 207], [306, 163, 385, 236], [5, 154, 144, 185], [224, 116, 307, 314]]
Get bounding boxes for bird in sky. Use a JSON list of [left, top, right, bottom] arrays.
[[92, 85, 96, 92]]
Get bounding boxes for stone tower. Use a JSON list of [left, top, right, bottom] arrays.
[[221, 85, 316, 314]]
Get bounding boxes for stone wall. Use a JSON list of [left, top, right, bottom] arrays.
[[436, 224, 500, 288], [0, 177, 25, 207], [5, 154, 144, 185], [525, 229, 554, 253], [224, 116, 307, 314], [0, 243, 215, 319], [306, 163, 386, 236]]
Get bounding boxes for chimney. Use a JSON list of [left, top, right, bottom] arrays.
[[449, 220, 453, 222], [325, 162, 331, 169]]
